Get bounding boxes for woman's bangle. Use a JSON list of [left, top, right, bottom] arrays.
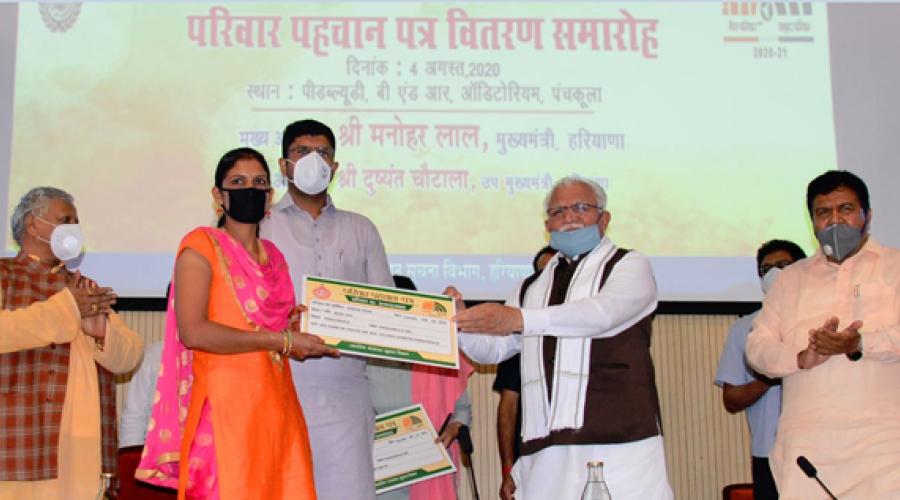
[[281, 329, 293, 357], [502, 465, 513, 477]]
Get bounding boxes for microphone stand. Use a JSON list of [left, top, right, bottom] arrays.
[[796, 456, 838, 500], [458, 425, 480, 500]]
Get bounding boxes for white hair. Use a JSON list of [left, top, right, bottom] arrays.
[[10, 187, 74, 246], [543, 175, 607, 212]]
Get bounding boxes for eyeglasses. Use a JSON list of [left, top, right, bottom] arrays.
[[759, 259, 793, 277], [288, 145, 335, 161], [546, 202, 601, 220]]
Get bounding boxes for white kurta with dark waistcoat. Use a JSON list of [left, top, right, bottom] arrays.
[[459, 237, 673, 500]]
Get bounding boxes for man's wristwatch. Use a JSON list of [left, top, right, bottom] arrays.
[[846, 335, 863, 361]]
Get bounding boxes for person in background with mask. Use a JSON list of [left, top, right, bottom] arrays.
[[137, 147, 337, 498], [445, 175, 673, 500], [261, 120, 393, 500], [494, 245, 555, 500], [0, 186, 143, 499], [714, 239, 806, 500], [747, 170, 900, 499]]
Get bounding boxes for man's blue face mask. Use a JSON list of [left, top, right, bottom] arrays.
[[549, 224, 602, 258]]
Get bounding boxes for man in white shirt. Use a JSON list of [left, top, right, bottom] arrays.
[[261, 119, 393, 500], [119, 340, 164, 449]]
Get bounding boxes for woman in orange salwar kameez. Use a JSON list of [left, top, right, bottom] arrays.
[[136, 148, 338, 499]]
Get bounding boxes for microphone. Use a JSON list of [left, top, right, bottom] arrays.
[[796, 456, 837, 499], [456, 425, 479, 499], [457, 424, 474, 455]]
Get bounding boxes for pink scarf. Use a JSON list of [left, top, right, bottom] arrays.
[[136, 228, 295, 498], [409, 355, 475, 500]]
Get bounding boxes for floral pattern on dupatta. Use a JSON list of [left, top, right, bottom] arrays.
[[135, 228, 295, 498]]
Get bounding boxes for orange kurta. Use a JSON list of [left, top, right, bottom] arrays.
[[177, 229, 316, 500]]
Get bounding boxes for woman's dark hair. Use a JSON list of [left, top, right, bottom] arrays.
[[215, 147, 270, 227]]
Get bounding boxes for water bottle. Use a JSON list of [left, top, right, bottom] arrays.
[[580, 461, 612, 500], [95, 472, 117, 500]]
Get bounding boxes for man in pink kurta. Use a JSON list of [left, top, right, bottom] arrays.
[[746, 171, 900, 499]]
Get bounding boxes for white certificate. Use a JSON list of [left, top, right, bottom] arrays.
[[301, 276, 460, 368], [374, 404, 456, 493]]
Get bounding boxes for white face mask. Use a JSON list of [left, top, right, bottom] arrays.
[[287, 153, 333, 195], [760, 267, 782, 295], [34, 215, 84, 261]]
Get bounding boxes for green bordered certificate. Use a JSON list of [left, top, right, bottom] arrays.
[[374, 404, 456, 493], [301, 276, 460, 368]]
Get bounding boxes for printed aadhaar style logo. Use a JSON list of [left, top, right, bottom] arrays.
[[313, 284, 332, 300], [39, 3, 82, 33], [401, 414, 425, 430], [721, 2, 816, 51], [421, 300, 448, 317]]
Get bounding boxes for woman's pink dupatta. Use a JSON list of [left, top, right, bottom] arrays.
[[135, 228, 295, 498], [409, 355, 475, 500]]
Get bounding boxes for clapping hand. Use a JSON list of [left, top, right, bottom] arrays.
[[67, 270, 115, 319], [797, 342, 830, 370], [811, 316, 863, 355], [68, 271, 114, 340]]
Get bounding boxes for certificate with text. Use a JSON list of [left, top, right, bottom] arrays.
[[373, 404, 456, 493], [301, 276, 460, 368]]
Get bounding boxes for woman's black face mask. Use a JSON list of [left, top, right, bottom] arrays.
[[220, 187, 269, 224]]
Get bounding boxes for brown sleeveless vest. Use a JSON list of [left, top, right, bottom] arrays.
[[520, 249, 663, 457], [0, 253, 118, 480]]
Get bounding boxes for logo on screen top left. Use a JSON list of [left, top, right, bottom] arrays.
[[39, 3, 82, 33]]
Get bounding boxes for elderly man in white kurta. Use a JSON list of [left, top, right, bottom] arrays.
[[446, 176, 673, 500], [747, 170, 900, 499]]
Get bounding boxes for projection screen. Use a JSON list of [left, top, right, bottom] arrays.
[[2, 2, 899, 302]]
